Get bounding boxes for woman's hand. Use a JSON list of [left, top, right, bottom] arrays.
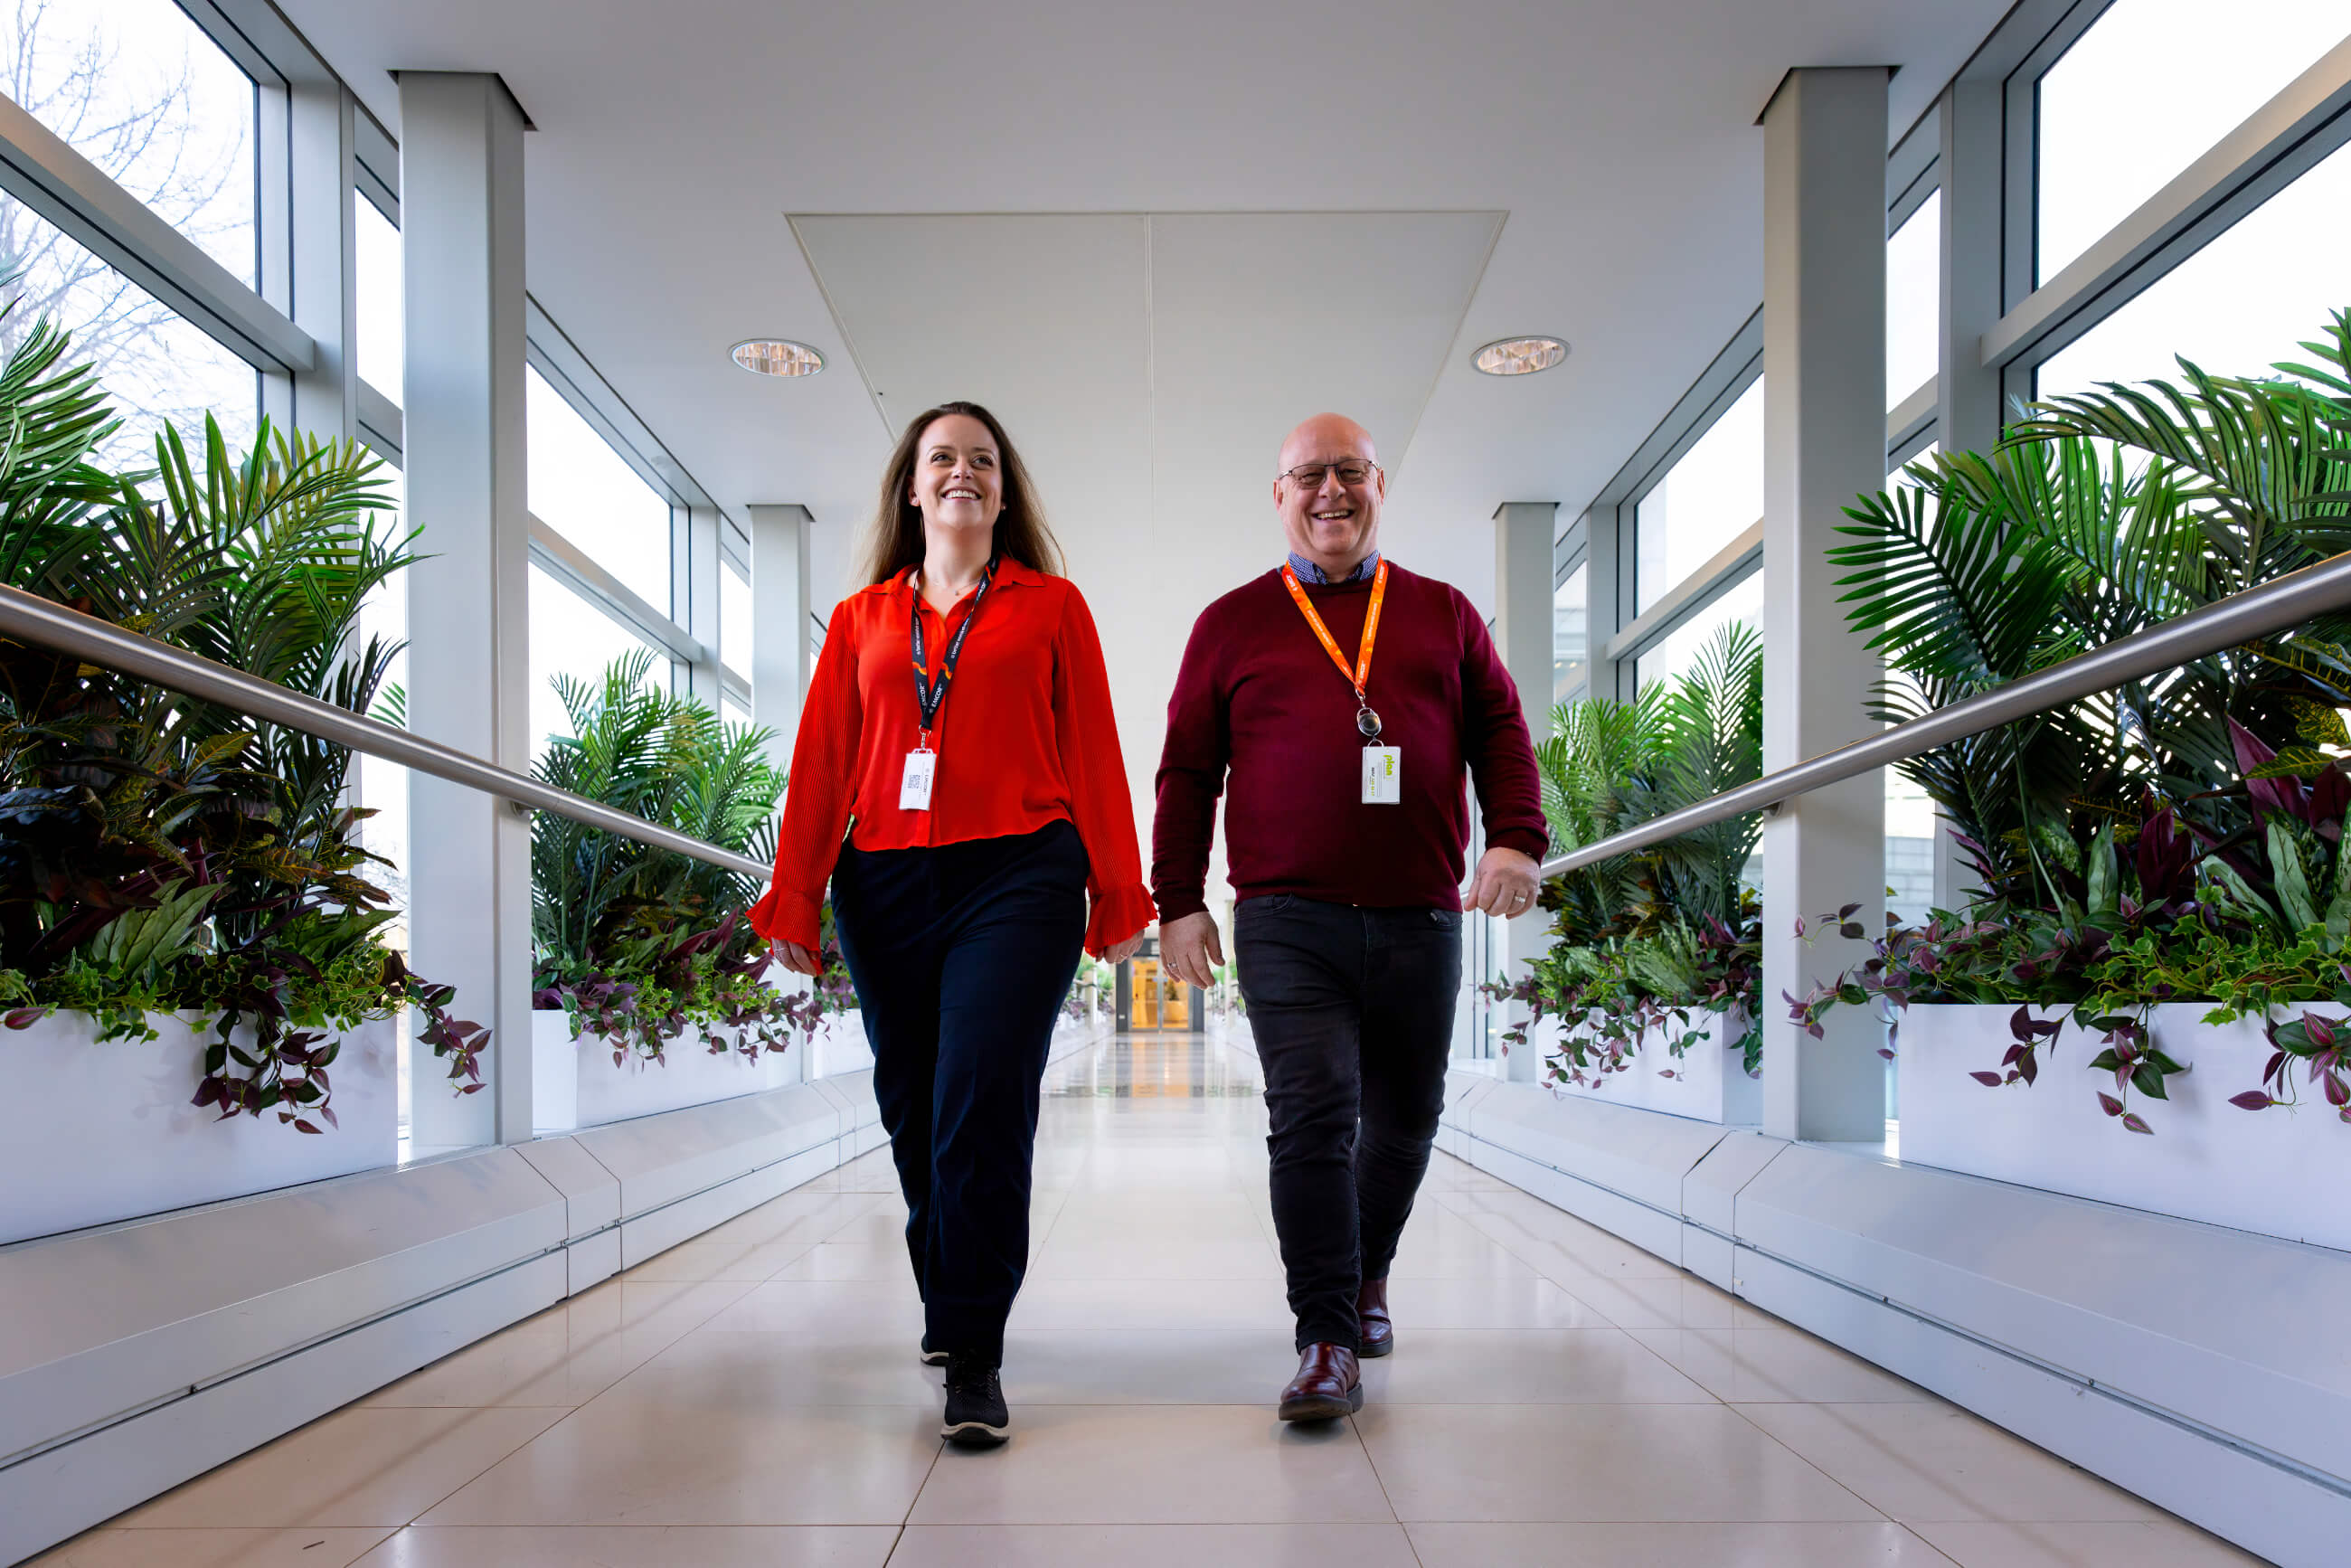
[[769, 939, 823, 977], [1101, 929, 1147, 966]]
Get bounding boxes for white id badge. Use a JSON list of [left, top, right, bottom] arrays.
[[899, 749, 937, 811], [1361, 745, 1402, 805]]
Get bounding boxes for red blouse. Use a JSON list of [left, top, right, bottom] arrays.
[[750, 557, 1154, 959]]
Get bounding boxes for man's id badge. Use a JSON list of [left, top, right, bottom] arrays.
[[1361, 745, 1402, 805], [900, 749, 937, 811]]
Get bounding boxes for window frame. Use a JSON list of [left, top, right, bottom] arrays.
[[0, 1, 305, 384], [1986, 0, 2351, 400]]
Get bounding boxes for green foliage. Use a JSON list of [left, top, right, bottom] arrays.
[[1830, 311, 2351, 910], [530, 652, 846, 1064], [1502, 622, 1766, 1085], [0, 294, 486, 1129], [1795, 309, 2351, 1134]]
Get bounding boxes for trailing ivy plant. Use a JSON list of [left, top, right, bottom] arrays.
[[0, 298, 486, 1132], [1491, 621, 1766, 1087], [1786, 309, 2351, 1134], [530, 651, 849, 1065]]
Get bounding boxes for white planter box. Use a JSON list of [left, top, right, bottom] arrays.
[[0, 1012, 397, 1245], [1901, 1002, 2349, 1252], [531, 1010, 797, 1133], [803, 1007, 871, 1080], [1533, 1008, 1761, 1126]]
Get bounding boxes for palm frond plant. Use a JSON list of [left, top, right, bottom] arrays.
[[0, 297, 486, 1132], [530, 651, 848, 1067], [1497, 621, 1766, 1086], [1789, 309, 2351, 1133]]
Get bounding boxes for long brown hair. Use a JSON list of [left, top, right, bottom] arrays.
[[856, 401, 1064, 584]]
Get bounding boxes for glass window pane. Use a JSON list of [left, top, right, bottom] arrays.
[[721, 558, 751, 679], [2037, 0, 2348, 283], [527, 366, 672, 609], [355, 194, 401, 401], [529, 564, 666, 758], [1887, 189, 1940, 409], [1551, 562, 1587, 709], [2037, 135, 2351, 397], [1634, 377, 1763, 614], [4, 0, 257, 286], [0, 192, 257, 467], [1634, 570, 1761, 694], [721, 693, 751, 729]]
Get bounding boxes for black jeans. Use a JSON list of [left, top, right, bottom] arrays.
[[1234, 894, 1463, 1351], [831, 819, 1088, 1365]]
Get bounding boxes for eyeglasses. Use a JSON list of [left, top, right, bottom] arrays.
[[1278, 458, 1380, 489]]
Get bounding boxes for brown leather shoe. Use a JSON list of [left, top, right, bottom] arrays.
[[1356, 1277, 1393, 1358], [1278, 1342, 1364, 1422]]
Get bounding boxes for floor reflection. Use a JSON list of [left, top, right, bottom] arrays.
[[1044, 1033, 1261, 1099]]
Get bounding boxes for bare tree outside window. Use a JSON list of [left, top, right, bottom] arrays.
[[0, 0, 259, 467]]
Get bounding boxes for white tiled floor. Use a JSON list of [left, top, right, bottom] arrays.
[[31, 1037, 2269, 1567]]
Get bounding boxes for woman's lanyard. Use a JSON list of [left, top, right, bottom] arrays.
[[1279, 558, 1402, 805], [901, 562, 992, 811]]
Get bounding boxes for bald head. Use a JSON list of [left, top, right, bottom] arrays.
[[1273, 413, 1386, 578], [1279, 413, 1379, 474]]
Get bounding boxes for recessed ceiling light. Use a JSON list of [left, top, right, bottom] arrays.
[[731, 339, 824, 377], [1473, 336, 1567, 376]]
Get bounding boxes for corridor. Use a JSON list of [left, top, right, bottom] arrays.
[[34, 1038, 2256, 1568]]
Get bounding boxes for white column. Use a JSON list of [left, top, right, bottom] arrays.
[[400, 72, 533, 1148], [1759, 67, 1890, 1143], [1493, 500, 1557, 1082], [679, 504, 722, 707], [748, 504, 814, 777], [1932, 75, 2006, 914], [286, 80, 355, 442]]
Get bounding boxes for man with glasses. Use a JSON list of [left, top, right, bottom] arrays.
[[1153, 412, 1546, 1421]]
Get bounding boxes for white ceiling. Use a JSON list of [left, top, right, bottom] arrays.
[[277, 0, 2016, 864]]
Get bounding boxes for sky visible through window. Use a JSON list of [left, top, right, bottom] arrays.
[[0, 1, 260, 466], [1634, 377, 1764, 616], [2037, 0, 2349, 284], [1635, 569, 1760, 696], [1887, 190, 1940, 410], [0, 194, 256, 467], [2039, 134, 2351, 397], [721, 559, 751, 680], [355, 194, 403, 401], [530, 563, 666, 761], [527, 365, 673, 609], [4, 0, 256, 284], [1552, 562, 1587, 709]]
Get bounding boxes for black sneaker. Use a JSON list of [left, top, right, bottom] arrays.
[[941, 1355, 1009, 1448], [919, 1336, 949, 1367]]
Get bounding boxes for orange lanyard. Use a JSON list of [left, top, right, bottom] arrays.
[[1279, 558, 1388, 705]]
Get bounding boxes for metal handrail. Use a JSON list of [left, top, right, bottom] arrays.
[[1540, 548, 2351, 879], [0, 582, 772, 881], [14, 540, 2351, 893]]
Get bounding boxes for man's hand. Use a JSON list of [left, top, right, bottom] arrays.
[[768, 939, 823, 977], [1465, 846, 1543, 919], [1159, 910, 1224, 990]]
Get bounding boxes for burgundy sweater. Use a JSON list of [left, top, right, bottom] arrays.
[[1152, 562, 1549, 921]]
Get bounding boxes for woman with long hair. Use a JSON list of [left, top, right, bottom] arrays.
[[751, 401, 1152, 1448]]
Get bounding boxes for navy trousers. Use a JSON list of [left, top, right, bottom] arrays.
[[831, 818, 1088, 1365], [1234, 894, 1463, 1351]]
